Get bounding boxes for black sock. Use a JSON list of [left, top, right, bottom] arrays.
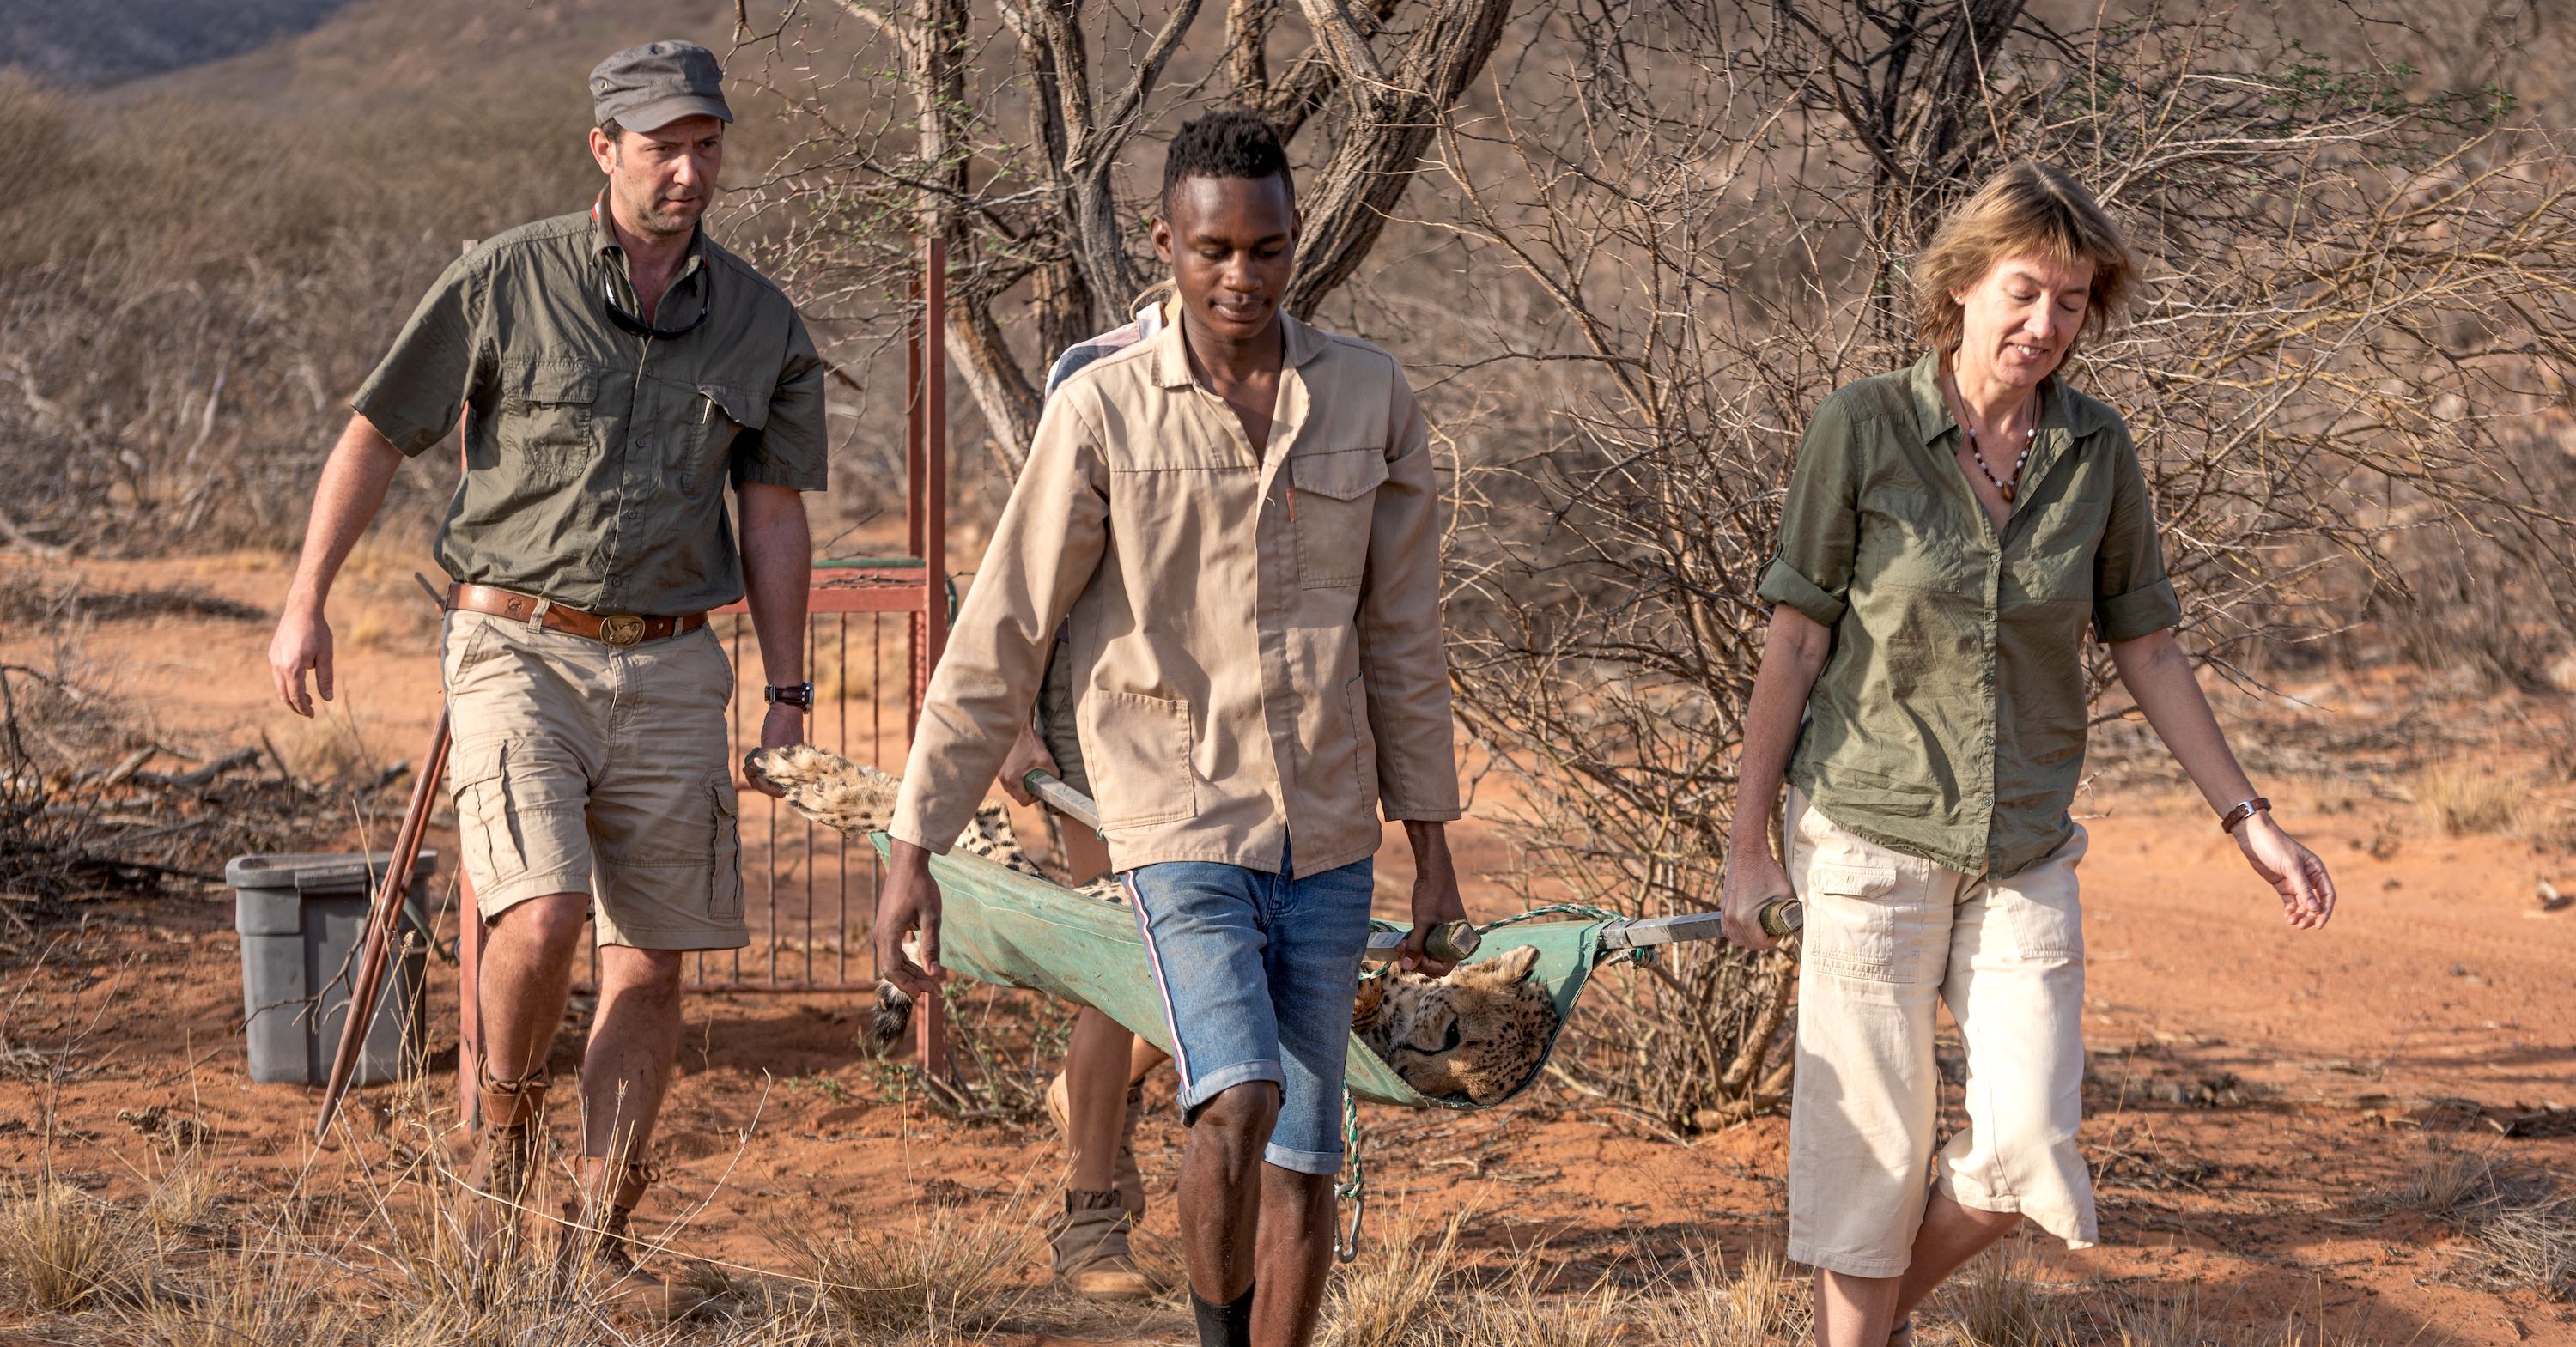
[[1189, 1282, 1255, 1347]]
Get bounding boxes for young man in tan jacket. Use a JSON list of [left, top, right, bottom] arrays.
[[874, 111, 1466, 1347]]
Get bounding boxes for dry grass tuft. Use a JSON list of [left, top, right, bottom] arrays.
[[1321, 1212, 1470, 1346], [1631, 1245, 1811, 1346], [2416, 761, 2524, 837], [0, 1172, 158, 1313], [769, 1198, 1035, 1343], [2375, 1141, 2576, 1299], [1944, 1239, 2076, 1347]]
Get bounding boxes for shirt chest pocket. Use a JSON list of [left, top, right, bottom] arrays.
[[687, 382, 768, 496], [499, 361, 600, 488], [1288, 448, 1388, 589]]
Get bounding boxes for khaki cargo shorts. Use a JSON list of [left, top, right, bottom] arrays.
[[440, 610, 748, 951], [1784, 788, 2095, 1277]]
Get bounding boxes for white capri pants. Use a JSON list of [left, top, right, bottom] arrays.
[[1783, 788, 2096, 1277]]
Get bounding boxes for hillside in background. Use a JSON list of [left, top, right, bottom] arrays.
[[0, 0, 354, 88]]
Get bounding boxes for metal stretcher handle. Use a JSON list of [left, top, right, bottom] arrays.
[[1591, 898, 1803, 951], [1019, 768, 1481, 965]]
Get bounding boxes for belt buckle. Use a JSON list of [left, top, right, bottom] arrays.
[[598, 614, 647, 647]]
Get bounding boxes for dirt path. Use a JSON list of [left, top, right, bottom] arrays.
[[4, 553, 2573, 1343]]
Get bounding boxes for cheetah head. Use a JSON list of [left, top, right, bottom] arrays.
[[1353, 944, 1554, 1105]]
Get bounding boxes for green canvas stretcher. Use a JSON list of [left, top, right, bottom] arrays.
[[868, 834, 1625, 1109]]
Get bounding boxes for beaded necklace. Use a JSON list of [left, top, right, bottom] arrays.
[[1941, 370, 2040, 504]]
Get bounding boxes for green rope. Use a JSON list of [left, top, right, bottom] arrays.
[[1334, 1088, 1366, 1263]]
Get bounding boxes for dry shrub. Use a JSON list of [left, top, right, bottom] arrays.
[[769, 1199, 1033, 1344], [0, 1172, 157, 1313], [2417, 761, 2523, 836]]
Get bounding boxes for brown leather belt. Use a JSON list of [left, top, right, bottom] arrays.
[[447, 584, 708, 647]]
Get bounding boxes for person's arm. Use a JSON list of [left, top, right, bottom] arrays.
[[1724, 393, 1863, 949], [1721, 606, 1833, 950], [875, 395, 1109, 997], [1357, 374, 1468, 974], [267, 416, 407, 716], [270, 249, 485, 716], [2109, 629, 2334, 928], [737, 482, 811, 788]]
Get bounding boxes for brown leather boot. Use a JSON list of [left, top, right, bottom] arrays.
[[1048, 1189, 1157, 1301], [459, 1065, 548, 1258], [560, 1158, 713, 1322], [1045, 1071, 1147, 1217]]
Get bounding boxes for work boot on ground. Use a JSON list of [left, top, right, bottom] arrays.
[[559, 1158, 715, 1322], [1046, 1071, 1146, 1216], [460, 1065, 548, 1258], [1048, 1188, 1157, 1301]]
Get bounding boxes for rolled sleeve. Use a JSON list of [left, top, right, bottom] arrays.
[[1758, 555, 1847, 629], [890, 393, 1109, 852], [1763, 394, 1862, 628], [349, 251, 488, 456], [735, 313, 829, 492], [2092, 422, 2181, 642], [1357, 375, 1462, 822]]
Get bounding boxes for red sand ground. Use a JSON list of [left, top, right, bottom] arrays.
[[3, 553, 2573, 1344]]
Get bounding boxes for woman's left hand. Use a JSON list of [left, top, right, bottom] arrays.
[[2233, 812, 2335, 930]]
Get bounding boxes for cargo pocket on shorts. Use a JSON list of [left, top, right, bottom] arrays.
[[451, 742, 526, 888], [708, 778, 743, 919], [1799, 862, 1905, 981]]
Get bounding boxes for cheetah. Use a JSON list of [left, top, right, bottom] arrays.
[[744, 743, 1561, 1101]]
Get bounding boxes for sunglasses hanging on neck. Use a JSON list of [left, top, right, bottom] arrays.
[[600, 265, 710, 339]]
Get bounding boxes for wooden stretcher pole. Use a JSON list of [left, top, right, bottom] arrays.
[[313, 711, 450, 1138]]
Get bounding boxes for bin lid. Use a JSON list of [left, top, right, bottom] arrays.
[[224, 851, 440, 894]]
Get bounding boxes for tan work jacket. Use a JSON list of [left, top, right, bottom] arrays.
[[890, 311, 1461, 877]]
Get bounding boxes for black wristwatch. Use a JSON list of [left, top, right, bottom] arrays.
[[763, 682, 815, 713]]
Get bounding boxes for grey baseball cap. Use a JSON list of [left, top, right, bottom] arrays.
[[590, 40, 732, 133]]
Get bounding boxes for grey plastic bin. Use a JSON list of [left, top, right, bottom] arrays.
[[226, 851, 437, 1087]]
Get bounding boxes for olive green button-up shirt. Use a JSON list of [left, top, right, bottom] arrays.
[[349, 205, 828, 616], [1757, 350, 2181, 877], [889, 311, 1461, 878]]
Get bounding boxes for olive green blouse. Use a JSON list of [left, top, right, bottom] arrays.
[[1757, 350, 2182, 877]]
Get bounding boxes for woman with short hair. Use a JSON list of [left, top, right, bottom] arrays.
[[1722, 162, 2336, 1346]]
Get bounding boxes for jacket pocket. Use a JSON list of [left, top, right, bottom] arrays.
[[499, 361, 599, 487], [1078, 690, 1197, 830], [449, 742, 527, 888], [708, 778, 744, 919], [1289, 448, 1389, 589], [685, 382, 767, 497]]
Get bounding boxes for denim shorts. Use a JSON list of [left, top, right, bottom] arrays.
[[1123, 842, 1374, 1175]]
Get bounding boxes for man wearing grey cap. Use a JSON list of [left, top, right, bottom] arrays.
[[265, 39, 825, 1314]]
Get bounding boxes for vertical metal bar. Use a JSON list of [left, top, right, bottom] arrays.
[[914, 234, 951, 1083], [835, 613, 849, 986]]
